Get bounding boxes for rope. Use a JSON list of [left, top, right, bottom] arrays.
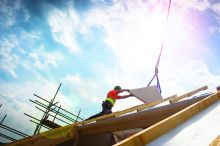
[[147, 0, 172, 93]]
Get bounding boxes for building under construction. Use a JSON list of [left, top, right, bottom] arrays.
[[1, 0, 219, 145], [2, 85, 220, 146]]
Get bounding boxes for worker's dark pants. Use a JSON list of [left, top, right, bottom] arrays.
[[87, 101, 113, 120]]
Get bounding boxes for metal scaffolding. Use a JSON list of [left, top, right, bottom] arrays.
[[24, 83, 83, 135], [0, 105, 30, 143]]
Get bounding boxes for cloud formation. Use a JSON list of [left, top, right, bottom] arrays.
[[48, 5, 80, 52]]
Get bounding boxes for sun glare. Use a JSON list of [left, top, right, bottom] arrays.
[[145, 8, 193, 61], [148, 13, 167, 41]]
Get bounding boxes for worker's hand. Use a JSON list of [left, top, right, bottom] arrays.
[[121, 89, 130, 92]]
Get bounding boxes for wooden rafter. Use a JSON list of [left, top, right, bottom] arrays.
[[169, 86, 208, 104], [210, 135, 220, 146], [77, 95, 208, 135], [81, 94, 177, 125], [7, 124, 77, 146], [7, 86, 211, 146], [113, 91, 220, 146]]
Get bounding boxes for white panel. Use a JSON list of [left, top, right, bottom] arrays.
[[130, 86, 163, 103], [148, 100, 220, 146]]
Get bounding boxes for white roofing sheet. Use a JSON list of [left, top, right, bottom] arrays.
[[130, 86, 163, 103], [148, 100, 220, 146]]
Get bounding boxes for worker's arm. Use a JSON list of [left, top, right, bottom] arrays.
[[118, 89, 130, 93], [117, 93, 133, 99]]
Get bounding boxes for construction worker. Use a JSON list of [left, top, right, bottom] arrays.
[[87, 86, 132, 120]]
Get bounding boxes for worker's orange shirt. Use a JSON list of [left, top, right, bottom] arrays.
[[107, 90, 121, 99]]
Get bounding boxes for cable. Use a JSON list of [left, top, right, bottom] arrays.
[[147, 0, 172, 93]]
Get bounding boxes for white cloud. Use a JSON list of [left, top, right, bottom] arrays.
[[48, 6, 80, 52], [24, 44, 63, 70], [0, 30, 63, 78], [0, 0, 20, 27], [62, 74, 107, 104], [20, 30, 41, 40], [0, 0, 30, 27], [212, 2, 220, 16], [172, 0, 219, 30], [0, 35, 20, 77], [210, 26, 220, 33], [0, 77, 57, 106], [173, 0, 210, 11], [210, 3, 220, 34], [160, 60, 220, 96]]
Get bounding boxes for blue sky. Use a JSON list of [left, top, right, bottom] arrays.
[[0, 0, 220, 141]]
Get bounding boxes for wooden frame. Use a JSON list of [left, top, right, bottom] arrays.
[[7, 124, 77, 146], [169, 86, 208, 104], [210, 135, 220, 146], [113, 91, 220, 146], [77, 95, 208, 135], [80, 94, 177, 125], [83, 86, 208, 125], [7, 86, 209, 146], [7, 93, 176, 146]]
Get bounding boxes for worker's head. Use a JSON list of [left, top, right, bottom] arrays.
[[114, 86, 121, 90]]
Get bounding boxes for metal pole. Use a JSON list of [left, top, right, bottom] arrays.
[[30, 99, 77, 122], [33, 94, 83, 120], [0, 132, 17, 142], [75, 110, 81, 123], [0, 114, 7, 124], [53, 105, 61, 122], [24, 112, 43, 135], [33, 124, 40, 135], [0, 125, 30, 137], [36, 83, 62, 134], [24, 113, 41, 122], [30, 120, 50, 130], [35, 106, 70, 125], [51, 83, 62, 104]]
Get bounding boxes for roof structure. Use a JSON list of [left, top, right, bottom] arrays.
[[5, 86, 220, 146]]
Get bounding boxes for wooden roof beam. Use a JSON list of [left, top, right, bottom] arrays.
[[113, 91, 220, 146], [210, 135, 220, 146], [81, 94, 177, 125], [169, 85, 208, 104], [7, 124, 77, 146], [78, 95, 208, 136]]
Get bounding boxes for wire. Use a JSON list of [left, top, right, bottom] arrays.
[[147, 0, 172, 93]]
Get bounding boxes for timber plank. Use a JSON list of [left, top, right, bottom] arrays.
[[210, 135, 220, 146], [41, 119, 61, 129], [137, 94, 177, 111], [82, 94, 177, 125], [170, 86, 208, 104], [78, 95, 208, 135], [6, 124, 77, 146]]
